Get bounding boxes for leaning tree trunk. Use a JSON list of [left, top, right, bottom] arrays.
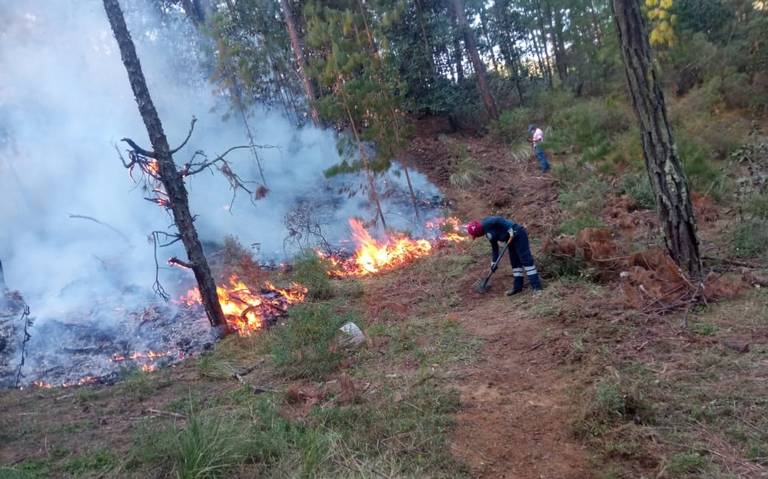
[[280, 0, 320, 126], [102, 0, 227, 330], [451, 0, 499, 119], [611, 0, 702, 278]]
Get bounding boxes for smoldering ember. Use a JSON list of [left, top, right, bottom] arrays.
[[2, 0, 767, 477]]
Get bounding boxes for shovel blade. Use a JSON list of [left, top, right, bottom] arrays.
[[473, 278, 490, 294]]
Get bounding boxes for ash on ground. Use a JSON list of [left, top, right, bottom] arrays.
[[0, 290, 217, 389]]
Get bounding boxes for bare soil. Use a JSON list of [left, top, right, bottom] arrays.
[[407, 131, 593, 477]]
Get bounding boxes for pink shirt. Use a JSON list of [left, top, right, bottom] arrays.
[[532, 128, 544, 144]]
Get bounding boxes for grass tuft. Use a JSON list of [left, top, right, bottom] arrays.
[[270, 303, 351, 380], [291, 252, 334, 300]]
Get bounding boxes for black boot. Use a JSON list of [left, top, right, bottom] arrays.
[[506, 277, 523, 296]]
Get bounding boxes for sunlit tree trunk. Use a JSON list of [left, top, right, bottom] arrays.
[[102, 0, 227, 330], [280, 0, 320, 126], [451, 0, 499, 119], [612, 0, 702, 278]]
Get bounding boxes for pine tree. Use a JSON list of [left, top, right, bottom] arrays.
[[102, 0, 227, 330], [612, 0, 702, 278]]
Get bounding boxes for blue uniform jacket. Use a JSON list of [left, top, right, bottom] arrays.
[[482, 216, 523, 262]]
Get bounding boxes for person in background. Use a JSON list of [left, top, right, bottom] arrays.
[[467, 216, 543, 296], [528, 124, 551, 172]]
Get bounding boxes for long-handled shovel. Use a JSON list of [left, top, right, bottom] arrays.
[[473, 241, 511, 294]]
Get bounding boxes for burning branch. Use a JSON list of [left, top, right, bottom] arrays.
[[168, 256, 193, 269]]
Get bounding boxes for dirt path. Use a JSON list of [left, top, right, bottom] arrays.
[[408, 130, 592, 477], [449, 293, 591, 478]]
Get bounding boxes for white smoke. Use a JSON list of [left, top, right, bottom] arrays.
[[0, 0, 441, 385]]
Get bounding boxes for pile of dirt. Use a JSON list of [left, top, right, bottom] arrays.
[[543, 231, 746, 312]]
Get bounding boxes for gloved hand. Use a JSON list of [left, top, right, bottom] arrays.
[[491, 261, 498, 273], [507, 228, 515, 242]]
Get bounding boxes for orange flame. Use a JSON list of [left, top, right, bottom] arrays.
[[179, 275, 307, 335], [147, 159, 160, 176], [321, 219, 429, 277], [32, 375, 99, 389]]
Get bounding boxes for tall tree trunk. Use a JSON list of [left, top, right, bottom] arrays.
[[477, 8, 499, 73], [0, 259, 6, 291], [280, 0, 321, 124], [452, 27, 465, 83], [611, 0, 702, 278], [530, 31, 550, 87], [102, 0, 227, 330], [414, 0, 438, 78], [533, 0, 554, 86], [551, 3, 568, 83], [180, 0, 206, 26], [451, 0, 499, 119], [492, 1, 525, 103], [589, 0, 604, 45]]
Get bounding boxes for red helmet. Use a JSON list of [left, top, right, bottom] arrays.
[[467, 220, 483, 238]]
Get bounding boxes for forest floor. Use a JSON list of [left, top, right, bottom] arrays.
[[1, 122, 767, 479]]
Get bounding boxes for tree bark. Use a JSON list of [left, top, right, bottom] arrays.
[[533, 0, 554, 87], [452, 24, 465, 83], [180, 0, 206, 26], [280, 0, 321, 126], [611, 0, 703, 278], [477, 7, 499, 73], [551, 3, 569, 83], [102, 0, 227, 330], [451, 0, 499, 119], [414, 0, 438, 78]]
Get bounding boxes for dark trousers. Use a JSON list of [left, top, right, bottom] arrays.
[[534, 144, 550, 172], [508, 228, 542, 291]]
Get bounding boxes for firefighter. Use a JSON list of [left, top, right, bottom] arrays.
[[467, 216, 543, 295]]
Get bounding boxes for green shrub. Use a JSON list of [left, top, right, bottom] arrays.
[[558, 215, 604, 236], [559, 177, 610, 215], [665, 452, 708, 475], [621, 172, 656, 210], [292, 252, 334, 300], [270, 303, 351, 379], [605, 128, 643, 169], [449, 146, 486, 189], [730, 220, 768, 258], [121, 367, 154, 401], [63, 450, 118, 476], [489, 108, 533, 144], [546, 98, 632, 164], [678, 136, 728, 199], [574, 379, 653, 439], [746, 193, 768, 220], [529, 89, 576, 119], [538, 252, 599, 282]]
